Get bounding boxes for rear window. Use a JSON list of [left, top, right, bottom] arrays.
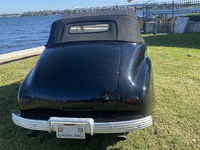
[[69, 24, 109, 33]]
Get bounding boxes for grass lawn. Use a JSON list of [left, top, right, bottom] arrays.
[[0, 33, 199, 150]]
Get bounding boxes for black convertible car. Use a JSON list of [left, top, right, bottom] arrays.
[[12, 10, 155, 139]]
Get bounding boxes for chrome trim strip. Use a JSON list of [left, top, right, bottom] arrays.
[[12, 113, 152, 134], [12, 113, 49, 131]]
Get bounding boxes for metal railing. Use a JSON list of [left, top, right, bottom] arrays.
[[69, 0, 199, 18], [142, 0, 200, 18]]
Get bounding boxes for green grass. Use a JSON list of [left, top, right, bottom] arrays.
[[0, 33, 200, 150]]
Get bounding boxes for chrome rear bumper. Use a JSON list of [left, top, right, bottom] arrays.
[[12, 113, 152, 135]]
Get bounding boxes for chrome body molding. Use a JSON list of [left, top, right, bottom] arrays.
[[12, 113, 152, 134]]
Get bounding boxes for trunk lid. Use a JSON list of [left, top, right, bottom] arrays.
[[35, 44, 121, 111]]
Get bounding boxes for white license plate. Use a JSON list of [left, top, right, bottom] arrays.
[[56, 123, 85, 139]]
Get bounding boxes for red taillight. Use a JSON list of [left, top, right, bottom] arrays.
[[21, 99, 32, 104], [125, 97, 139, 104]]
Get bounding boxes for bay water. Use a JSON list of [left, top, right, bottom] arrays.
[[0, 15, 62, 55]]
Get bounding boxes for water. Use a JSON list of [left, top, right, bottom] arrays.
[[0, 15, 62, 54]]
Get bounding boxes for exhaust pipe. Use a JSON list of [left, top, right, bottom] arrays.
[[114, 133, 127, 140], [26, 130, 38, 137]]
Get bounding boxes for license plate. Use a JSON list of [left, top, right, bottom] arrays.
[[56, 123, 85, 139]]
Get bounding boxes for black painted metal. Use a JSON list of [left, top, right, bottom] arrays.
[[18, 42, 154, 118]]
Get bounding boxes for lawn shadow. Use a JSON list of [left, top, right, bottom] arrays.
[[143, 32, 200, 49], [0, 82, 125, 150], [33, 131, 125, 150]]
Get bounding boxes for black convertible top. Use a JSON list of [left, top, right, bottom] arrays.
[[45, 10, 144, 48]]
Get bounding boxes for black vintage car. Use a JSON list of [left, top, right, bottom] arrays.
[[12, 10, 155, 139]]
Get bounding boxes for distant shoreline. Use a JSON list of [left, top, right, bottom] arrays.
[[0, 14, 62, 18], [1, 4, 199, 18]]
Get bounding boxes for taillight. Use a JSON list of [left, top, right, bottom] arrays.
[[21, 97, 32, 104], [125, 97, 139, 104]]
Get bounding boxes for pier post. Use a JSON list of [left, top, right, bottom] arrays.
[[172, 0, 174, 18]]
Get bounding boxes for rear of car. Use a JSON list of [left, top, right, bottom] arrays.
[[12, 10, 155, 139]]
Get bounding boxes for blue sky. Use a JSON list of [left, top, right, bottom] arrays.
[[0, 0, 167, 14]]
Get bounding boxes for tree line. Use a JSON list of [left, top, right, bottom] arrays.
[[21, 9, 77, 16], [0, 9, 76, 17]]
